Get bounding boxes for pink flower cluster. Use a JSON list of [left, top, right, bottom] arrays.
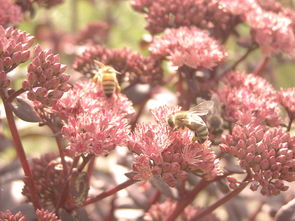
[[278, 88, 295, 119], [0, 210, 25, 221], [53, 80, 135, 156], [73, 45, 163, 85], [217, 71, 281, 126], [22, 46, 70, 106], [131, 0, 233, 36], [129, 105, 221, 187], [149, 26, 227, 70], [0, 209, 60, 221], [75, 21, 110, 45], [0, 0, 23, 26], [219, 0, 295, 56], [144, 198, 220, 221], [0, 26, 33, 73], [220, 114, 295, 196]]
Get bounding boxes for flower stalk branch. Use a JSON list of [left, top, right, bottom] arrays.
[[0, 92, 41, 210]]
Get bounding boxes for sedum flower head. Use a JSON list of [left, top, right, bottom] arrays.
[[0, 26, 33, 74], [73, 45, 163, 85], [0, 210, 26, 221], [278, 88, 295, 119], [53, 80, 134, 156], [219, 0, 295, 56], [217, 71, 281, 126], [149, 26, 227, 70], [129, 105, 221, 187], [75, 21, 110, 45], [36, 209, 60, 221], [0, 0, 23, 26], [144, 198, 220, 221], [22, 153, 73, 210], [22, 45, 70, 107], [131, 0, 234, 37], [220, 113, 295, 196]]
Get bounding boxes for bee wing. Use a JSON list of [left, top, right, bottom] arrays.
[[183, 114, 206, 126], [189, 101, 214, 116]]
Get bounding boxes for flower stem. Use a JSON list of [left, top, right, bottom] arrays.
[[82, 179, 137, 207], [0, 92, 41, 209], [188, 179, 250, 221], [253, 57, 269, 76], [287, 116, 293, 132], [6, 88, 26, 103], [164, 179, 210, 221], [145, 190, 161, 212]]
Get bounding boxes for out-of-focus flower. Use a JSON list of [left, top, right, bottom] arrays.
[[220, 113, 295, 196], [0, 210, 26, 221], [0, 0, 23, 26], [131, 0, 234, 37], [53, 80, 134, 156], [75, 21, 110, 45], [36, 209, 60, 221], [0, 26, 34, 73], [22, 45, 70, 107], [278, 88, 295, 119], [149, 27, 227, 70], [144, 198, 220, 221], [73, 45, 163, 85], [22, 153, 73, 210], [34, 0, 64, 8], [219, 0, 295, 56], [15, 0, 34, 15], [217, 71, 281, 126], [129, 105, 221, 187]]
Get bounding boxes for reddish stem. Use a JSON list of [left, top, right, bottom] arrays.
[[164, 179, 210, 221], [6, 88, 26, 103], [188, 178, 250, 221], [1, 92, 41, 209], [145, 190, 161, 212], [253, 57, 269, 76], [78, 154, 94, 172], [87, 156, 96, 179], [248, 202, 264, 221], [83, 179, 137, 207], [287, 116, 293, 132]]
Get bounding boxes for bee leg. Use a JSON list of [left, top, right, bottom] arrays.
[[115, 81, 121, 94]]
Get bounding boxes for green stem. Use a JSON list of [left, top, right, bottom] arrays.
[[1, 92, 41, 209]]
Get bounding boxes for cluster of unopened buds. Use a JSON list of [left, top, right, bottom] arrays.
[[0, 0, 295, 220]]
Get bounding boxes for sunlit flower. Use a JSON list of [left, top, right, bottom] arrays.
[[149, 27, 227, 69], [54, 80, 134, 156], [0, 0, 23, 26], [144, 198, 220, 221], [278, 88, 295, 119], [0, 26, 34, 73], [22, 45, 70, 107], [73, 45, 163, 85], [220, 113, 295, 196], [129, 105, 221, 187], [0, 210, 26, 221], [217, 71, 281, 126], [131, 0, 234, 37], [219, 0, 295, 56], [36, 209, 60, 221]]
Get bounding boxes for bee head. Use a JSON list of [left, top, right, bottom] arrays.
[[167, 116, 175, 128]]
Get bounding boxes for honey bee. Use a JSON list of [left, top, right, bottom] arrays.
[[167, 101, 214, 143], [93, 60, 121, 98], [207, 94, 224, 136]]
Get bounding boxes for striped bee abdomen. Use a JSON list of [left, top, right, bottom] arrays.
[[195, 124, 208, 143], [102, 74, 116, 97]]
